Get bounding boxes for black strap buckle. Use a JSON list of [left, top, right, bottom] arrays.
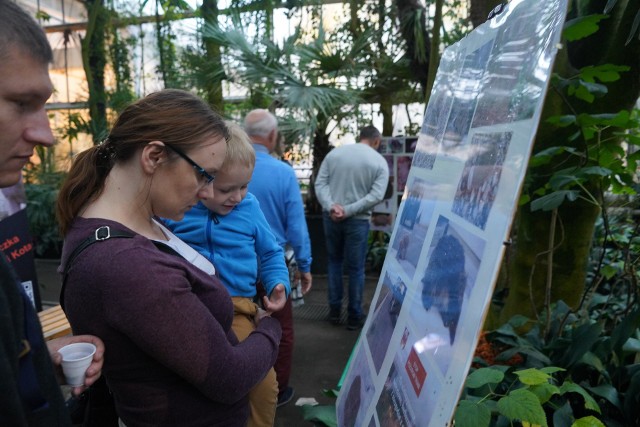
[[95, 226, 111, 241]]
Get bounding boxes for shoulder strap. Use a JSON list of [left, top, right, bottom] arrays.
[[60, 226, 134, 311], [60, 226, 187, 311]]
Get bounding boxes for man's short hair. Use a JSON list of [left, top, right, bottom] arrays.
[[244, 109, 278, 138], [0, 2, 52, 63], [359, 125, 381, 141]]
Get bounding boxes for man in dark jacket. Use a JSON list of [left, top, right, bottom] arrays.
[[0, 2, 104, 425]]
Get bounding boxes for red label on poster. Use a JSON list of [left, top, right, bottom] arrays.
[[405, 347, 427, 396]]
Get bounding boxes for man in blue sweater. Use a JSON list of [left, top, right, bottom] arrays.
[[245, 109, 313, 407]]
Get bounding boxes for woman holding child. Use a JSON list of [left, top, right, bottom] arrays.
[[56, 89, 281, 426], [164, 122, 290, 427]]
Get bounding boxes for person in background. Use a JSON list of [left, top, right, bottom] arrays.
[[244, 109, 312, 407], [164, 122, 289, 427], [314, 125, 389, 330], [56, 90, 281, 426], [0, 2, 104, 425]]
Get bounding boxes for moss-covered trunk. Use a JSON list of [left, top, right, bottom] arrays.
[[82, 0, 108, 143], [201, 0, 224, 112], [493, 0, 640, 325]]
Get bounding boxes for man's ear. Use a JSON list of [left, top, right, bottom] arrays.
[[268, 129, 278, 151], [141, 141, 167, 174]]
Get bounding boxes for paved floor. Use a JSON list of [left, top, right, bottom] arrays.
[[35, 259, 380, 426]]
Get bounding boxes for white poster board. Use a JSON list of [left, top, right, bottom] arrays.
[[336, 1, 568, 425]]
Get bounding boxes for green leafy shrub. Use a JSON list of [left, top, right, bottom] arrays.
[[457, 303, 640, 427], [23, 146, 66, 258]]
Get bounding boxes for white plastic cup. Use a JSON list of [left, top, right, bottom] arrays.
[[58, 343, 96, 386]]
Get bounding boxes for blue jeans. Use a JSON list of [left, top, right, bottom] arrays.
[[322, 213, 370, 320]]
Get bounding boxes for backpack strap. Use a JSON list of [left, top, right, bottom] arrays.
[[60, 226, 134, 311]]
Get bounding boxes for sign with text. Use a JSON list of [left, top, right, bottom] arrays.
[[0, 182, 41, 309], [336, 1, 568, 425]]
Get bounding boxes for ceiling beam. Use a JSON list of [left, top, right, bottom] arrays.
[[43, 0, 345, 34]]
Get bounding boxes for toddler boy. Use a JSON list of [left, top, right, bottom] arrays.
[[164, 122, 289, 427]]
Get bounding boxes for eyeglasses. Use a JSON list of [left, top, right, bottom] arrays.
[[166, 144, 215, 186]]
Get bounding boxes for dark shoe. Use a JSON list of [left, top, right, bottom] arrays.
[[346, 317, 364, 331], [277, 386, 295, 407], [328, 308, 341, 325]]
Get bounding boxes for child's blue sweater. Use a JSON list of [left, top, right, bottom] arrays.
[[164, 193, 290, 298]]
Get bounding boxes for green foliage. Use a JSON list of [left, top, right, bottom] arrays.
[[529, 104, 639, 212], [107, 17, 136, 113], [22, 147, 66, 257], [524, 11, 638, 214], [457, 299, 640, 426], [365, 230, 390, 274], [563, 14, 608, 42], [301, 405, 337, 427], [587, 212, 640, 330]]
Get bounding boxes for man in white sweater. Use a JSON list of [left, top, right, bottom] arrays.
[[314, 126, 390, 330]]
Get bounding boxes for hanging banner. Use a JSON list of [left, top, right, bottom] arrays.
[[336, 0, 568, 425]]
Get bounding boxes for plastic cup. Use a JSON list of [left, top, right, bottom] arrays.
[[58, 343, 96, 386]]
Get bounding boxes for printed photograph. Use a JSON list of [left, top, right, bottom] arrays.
[[405, 137, 418, 153], [441, 40, 493, 152], [374, 347, 441, 427], [412, 215, 486, 374], [366, 271, 408, 373], [375, 362, 417, 427], [471, 7, 540, 128], [390, 178, 436, 280], [389, 137, 405, 153], [452, 131, 512, 230], [377, 138, 389, 154], [337, 347, 376, 427], [413, 134, 438, 170], [396, 156, 413, 193]]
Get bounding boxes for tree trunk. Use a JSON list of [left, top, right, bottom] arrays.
[[380, 98, 393, 136], [82, 0, 108, 144], [201, 0, 224, 112], [394, 0, 430, 92], [493, 0, 640, 325], [424, 0, 443, 104], [469, 0, 504, 28], [306, 121, 331, 215]]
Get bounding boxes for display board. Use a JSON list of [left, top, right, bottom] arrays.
[[336, 1, 568, 425]]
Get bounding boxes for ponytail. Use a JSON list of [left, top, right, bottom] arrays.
[[56, 144, 114, 236]]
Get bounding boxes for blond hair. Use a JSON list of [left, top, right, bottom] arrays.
[[222, 121, 256, 172]]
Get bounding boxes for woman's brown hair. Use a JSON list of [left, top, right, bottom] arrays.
[[56, 89, 229, 236]]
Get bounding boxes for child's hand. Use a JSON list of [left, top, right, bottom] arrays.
[[256, 308, 271, 321], [263, 284, 287, 313]]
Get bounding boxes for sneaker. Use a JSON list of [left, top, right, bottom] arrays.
[[328, 308, 341, 325], [277, 386, 295, 407], [346, 317, 364, 331]]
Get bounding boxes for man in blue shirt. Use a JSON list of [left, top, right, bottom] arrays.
[[245, 109, 312, 407]]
